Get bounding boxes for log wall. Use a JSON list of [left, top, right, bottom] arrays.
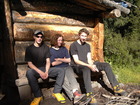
[[10, 0, 104, 78]]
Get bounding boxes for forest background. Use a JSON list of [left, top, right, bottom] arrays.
[[103, 0, 140, 84]]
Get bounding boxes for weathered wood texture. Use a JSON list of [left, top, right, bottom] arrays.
[[101, 0, 130, 14], [3, 0, 18, 80], [13, 23, 93, 41], [92, 18, 104, 62], [97, 20, 104, 62], [16, 64, 28, 78], [102, 9, 121, 18], [14, 41, 94, 64], [12, 11, 95, 27], [71, 0, 107, 11], [11, 0, 94, 15], [72, 0, 130, 14], [11, 0, 104, 82]]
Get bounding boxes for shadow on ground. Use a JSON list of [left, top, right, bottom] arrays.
[[19, 83, 140, 105]]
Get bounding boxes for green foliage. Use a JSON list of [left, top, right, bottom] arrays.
[[103, 0, 140, 68], [113, 65, 140, 84]]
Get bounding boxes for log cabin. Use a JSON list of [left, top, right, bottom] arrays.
[[0, 0, 130, 103]]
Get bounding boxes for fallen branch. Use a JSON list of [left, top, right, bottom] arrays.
[[102, 90, 140, 105], [127, 90, 140, 97]]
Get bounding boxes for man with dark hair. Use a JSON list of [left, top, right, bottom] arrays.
[[25, 30, 65, 105], [70, 28, 127, 105]]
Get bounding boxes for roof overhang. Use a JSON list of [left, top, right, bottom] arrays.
[[69, 0, 131, 18]]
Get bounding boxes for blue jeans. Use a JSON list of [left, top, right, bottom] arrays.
[[26, 67, 65, 97]]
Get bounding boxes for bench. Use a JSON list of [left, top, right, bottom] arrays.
[[15, 66, 110, 100]]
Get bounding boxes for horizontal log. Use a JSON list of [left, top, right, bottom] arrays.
[[14, 41, 33, 64], [102, 0, 130, 14], [13, 23, 93, 41], [14, 41, 72, 63], [14, 41, 96, 64], [12, 11, 94, 27], [11, 0, 93, 15]]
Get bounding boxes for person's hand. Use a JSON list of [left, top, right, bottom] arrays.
[[39, 70, 48, 79], [88, 64, 99, 72], [44, 71, 49, 79]]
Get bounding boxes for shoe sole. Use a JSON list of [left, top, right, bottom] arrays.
[[31, 97, 43, 105]]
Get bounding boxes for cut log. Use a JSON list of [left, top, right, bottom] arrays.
[[12, 11, 95, 27], [102, 9, 121, 18], [13, 23, 93, 41], [102, 0, 130, 14]]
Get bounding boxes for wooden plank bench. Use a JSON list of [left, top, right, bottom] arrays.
[[15, 65, 110, 100]]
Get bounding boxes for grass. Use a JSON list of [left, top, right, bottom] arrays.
[[113, 65, 140, 85]]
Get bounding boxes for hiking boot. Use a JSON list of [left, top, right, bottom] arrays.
[[30, 97, 43, 105], [87, 92, 98, 105], [113, 85, 127, 96], [52, 93, 66, 103], [73, 90, 85, 104], [78, 95, 92, 105]]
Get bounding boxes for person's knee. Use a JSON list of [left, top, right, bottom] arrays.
[[83, 66, 91, 72], [26, 69, 34, 78], [105, 62, 111, 67], [58, 68, 65, 75], [81, 67, 91, 76]]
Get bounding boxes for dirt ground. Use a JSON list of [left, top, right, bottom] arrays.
[[19, 83, 140, 105]]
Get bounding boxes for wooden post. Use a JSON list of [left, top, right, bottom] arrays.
[[98, 19, 104, 62], [3, 0, 17, 82], [1, 0, 20, 104], [92, 18, 104, 62]]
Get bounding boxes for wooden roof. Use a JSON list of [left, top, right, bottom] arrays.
[[69, 0, 130, 14], [11, 0, 130, 18]]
